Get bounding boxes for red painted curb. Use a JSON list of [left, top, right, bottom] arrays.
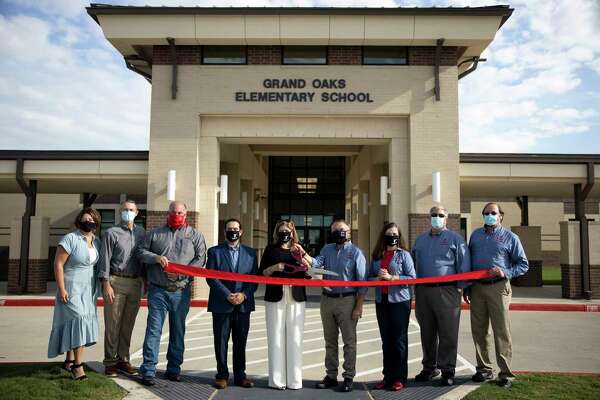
[[0, 298, 598, 311], [0, 298, 208, 307]]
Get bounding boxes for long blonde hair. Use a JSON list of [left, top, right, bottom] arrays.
[[272, 220, 300, 246]]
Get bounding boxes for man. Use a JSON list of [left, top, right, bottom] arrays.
[[136, 201, 207, 386], [98, 200, 146, 377], [206, 219, 258, 390], [304, 219, 367, 392], [464, 202, 528, 388], [412, 205, 471, 386]]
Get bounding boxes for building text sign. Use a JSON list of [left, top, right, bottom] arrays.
[[235, 78, 374, 103]]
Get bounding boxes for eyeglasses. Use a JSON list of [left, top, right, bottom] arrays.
[[483, 211, 498, 216], [430, 213, 446, 218]]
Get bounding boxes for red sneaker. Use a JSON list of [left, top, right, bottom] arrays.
[[373, 380, 387, 390], [390, 381, 404, 391]]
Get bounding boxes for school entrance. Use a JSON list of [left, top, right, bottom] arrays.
[[268, 156, 346, 256]]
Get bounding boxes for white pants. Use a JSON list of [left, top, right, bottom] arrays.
[[265, 285, 305, 389]]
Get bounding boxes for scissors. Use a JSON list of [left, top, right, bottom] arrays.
[[284, 263, 339, 277]]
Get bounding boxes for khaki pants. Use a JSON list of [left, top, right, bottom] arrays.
[[470, 279, 515, 379], [415, 285, 462, 374], [103, 275, 142, 366], [320, 294, 358, 380]]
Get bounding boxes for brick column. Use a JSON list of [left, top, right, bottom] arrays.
[[560, 221, 600, 299], [7, 217, 50, 294], [408, 213, 460, 248], [511, 226, 543, 287]]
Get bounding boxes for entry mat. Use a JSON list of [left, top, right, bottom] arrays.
[[125, 372, 476, 400]]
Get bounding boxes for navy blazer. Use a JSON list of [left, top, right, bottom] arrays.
[[206, 242, 258, 313]]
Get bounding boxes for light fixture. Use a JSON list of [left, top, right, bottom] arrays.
[[380, 176, 391, 206], [432, 171, 441, 204], [362, 192, 369, 215], [167, 170, 176, 201], [218, 174, 228, 205]]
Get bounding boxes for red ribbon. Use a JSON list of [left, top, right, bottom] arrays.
[[165, 262, 492, 287]]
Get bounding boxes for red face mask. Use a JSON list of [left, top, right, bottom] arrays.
[[167, 212, 187, 229]]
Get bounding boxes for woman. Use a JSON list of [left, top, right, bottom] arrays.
[[370, 222, 415, 391], [259, 220, 309, 390], [48, 208, 102, 380]]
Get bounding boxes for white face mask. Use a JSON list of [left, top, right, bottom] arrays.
[[431, 216, 445, 229], [121, 210, 136, 223]]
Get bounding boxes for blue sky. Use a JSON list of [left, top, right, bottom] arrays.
[[0, 0, 598, 153]]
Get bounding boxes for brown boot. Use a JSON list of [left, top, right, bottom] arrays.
[[104, 365, 118, 377], [214, 378, 228, 389], [235, 378, 254, 388], [116, 361, 139, 376]]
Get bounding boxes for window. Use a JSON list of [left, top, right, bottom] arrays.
[[99, 209, 116, 235], [202, 46, 246, 64], [283, 46, 327, 65], [363, 46, 408, 65]]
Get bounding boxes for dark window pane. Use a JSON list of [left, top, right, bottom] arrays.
[[283, 46, 327, 65], [203, 46, 246, 64], [363, 46, 407, 65]]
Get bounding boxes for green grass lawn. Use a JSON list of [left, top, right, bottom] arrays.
[[464, 373, 600, 400], [543, 266, 562, 285], [0, 363, 127, 400]]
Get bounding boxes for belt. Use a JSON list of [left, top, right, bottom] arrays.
[[419, 281, 456, 287], [150, 283, 186, 292], [322, 291, 356, 298], [111, 271, 140, 279], [478, 277, 507, 285]]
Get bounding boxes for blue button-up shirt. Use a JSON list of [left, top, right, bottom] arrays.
[[312, 241, 368, 295], [412, 228, 471, 288], [469, 225, 529, 280], [370, 249, 416, 303]]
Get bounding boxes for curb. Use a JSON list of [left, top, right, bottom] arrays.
[[0, 298, 208, 307], [0, 298, 598, 312]]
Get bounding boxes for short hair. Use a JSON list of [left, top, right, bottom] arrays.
[[121, 199, 137, 209], [74, 207, 101, 230], [169, 201, 187, 211], [482, 202, 504, 216], [224, 218, 242, 230], [330, 218, 349, 231], [272, 220, 300, 246], [429, 204, 448, 215]]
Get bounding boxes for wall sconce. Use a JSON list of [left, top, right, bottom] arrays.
[[432, 171, 441, 204], [218, 174, 228, 205], [380, 176, 391, 206], [254, 200, 260, 221], [241, 191, 248, 214], [362, 192, 369, 215], [167, 170, 176, 201]]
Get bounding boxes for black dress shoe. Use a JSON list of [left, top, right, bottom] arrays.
[[472, 371, 493, 382], [316, 376, 338, 389], [415, 369, 441, 382], [165, 372, 182, 382], [140, 376, 156, 386], [497, 378, 512, 388], [340, 378, 353, 392], [440, 373, 455, 386]]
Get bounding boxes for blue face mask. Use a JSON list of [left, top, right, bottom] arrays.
[[431, 216, 445, 229], [121, 210, 136, 223], [483, 213, 498, 226]]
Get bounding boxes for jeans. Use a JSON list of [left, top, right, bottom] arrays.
[[375, 296, 411, 385], [139, 285, 191, 378]]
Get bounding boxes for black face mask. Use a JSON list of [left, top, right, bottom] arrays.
[[225, 230, 240, 242], [80, 221, 96, 233], [331, 230, 348, 245], [384, 235, 399, 247], [277, 231, 292, 243]]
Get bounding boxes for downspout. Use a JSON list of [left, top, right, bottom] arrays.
[[15, 159, 37, 294], [167, 37, 177, 99], [574, 162, 594, 300], [458, 57, 486, 80]]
